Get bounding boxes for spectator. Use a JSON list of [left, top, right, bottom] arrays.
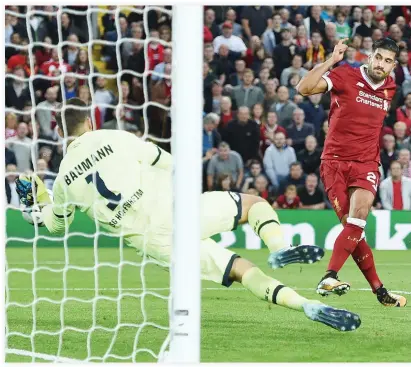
[[72, 48, 96, 85], [211, 80, 224, 114], [5, 163, 20, 207], [261, 57, 276, 79], [356, 36, 373, 63], [204, 8, 220, 40], [221, 106, 260, 164], [398, 149, 411, 178], [36, 86, 58, 138], [379, 160, 411, 210], [298, 173, 326, 209], [63, 75, 77, 100], [286, 108, 315, 152], [323, 22, 338, 55], [253, 174, 272, 201], [227, 59, 246, 87], [305, 31, 325, 70], [241, 160, 264, 192], [218, 8, 242, 37], [394, 121, 409, 149], [64, 33, 80, 66], [263, 79, 279, 112], [279, 8, 293, 29], [41, 47, 71, 76], [300, 94, 326, 135], [61, 12, 86, 42], [339, 45, 362, 68], [122, 25, 144, 65], [78, 85, 102, 130], [230, 69, 264, 109], [216, 173, 237, 192], [219, 96, 234, 128], [269, 86, 297, 127], [94, 77, 116, 123], [295, 25, 309, 51], [372, 28, 384, 41], [147, 29, 165, 71], [203, 113, 222, 157], [260, 111, 287, 155], [209, 44, 235, 85], [255, 67, 270, 92], [5, 112, 18, 139], [213, 21, 247, 55], [380, 134, 398, 178], [334, 10, 351, 39], [321, 6, 336, 22], [350, 7, 363, 31], [5, 147, 17, 166], [241, 6, 273, 39], [395, 93, 411, 134], [355, 8, 377, 38], [304, 5, 326, 38], [203, 62, 217, 113], [263, 131, 296, 189], [287, 73, 301, 101], [278, 161, 306, 194], [251, 103, 265, 126], [6, 122, 32, 172], [102, 6, 125, 34], [262, 13, 282, 56], [6, 38, 30, 75], [297, 135, 321, 175], [317, 119, 329, 147], [5, 66, 30, 111], [273, 28, 300, 79], [245, 36, 266, 74], [274, 184, 301, 209], [280, 54, 308, 86], [207, 142, 244, 191], [36, 158, 55, 191]]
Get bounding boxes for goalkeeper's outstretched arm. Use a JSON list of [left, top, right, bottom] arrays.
[[42, 178, 75, 235]]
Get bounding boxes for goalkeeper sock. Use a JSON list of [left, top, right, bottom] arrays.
[[241, 267, 308, 311], [248, 202, 287, 252]]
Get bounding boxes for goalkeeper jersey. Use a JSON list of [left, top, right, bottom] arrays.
[[42, 130, 172, 236]]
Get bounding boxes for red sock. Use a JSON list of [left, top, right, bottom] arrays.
[[327, 223, 364, 273], [352, 238, 382, 293]]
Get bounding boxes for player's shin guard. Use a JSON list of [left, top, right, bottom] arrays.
[[352, 237, 382, 293], [248, 202, 287, 252], [327, 218, 366, 273], [241, 267, 307, 311]]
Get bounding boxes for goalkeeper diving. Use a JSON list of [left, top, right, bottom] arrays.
[[16, 98, 361, 332]]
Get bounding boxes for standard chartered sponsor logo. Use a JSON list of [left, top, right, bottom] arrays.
[[355, 90, 388, 111]]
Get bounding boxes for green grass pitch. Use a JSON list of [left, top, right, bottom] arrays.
[[5, 248, 411, 362]]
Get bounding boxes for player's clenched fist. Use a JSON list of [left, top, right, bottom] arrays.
[[331, 38, 349, 64]]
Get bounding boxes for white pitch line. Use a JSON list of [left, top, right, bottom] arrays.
[[7, 287, 411, 295], [7, 261, 411, 266]]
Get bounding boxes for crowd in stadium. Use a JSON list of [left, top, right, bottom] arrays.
[[4, 5, 411, 211]]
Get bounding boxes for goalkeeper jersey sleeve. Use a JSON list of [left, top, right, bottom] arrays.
[[43, 129, 172, 236]]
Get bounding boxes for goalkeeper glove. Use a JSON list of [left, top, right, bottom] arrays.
[[15, 174, 52, 207]]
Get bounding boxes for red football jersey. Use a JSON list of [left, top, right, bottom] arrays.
[[321, 64, 396, 163]]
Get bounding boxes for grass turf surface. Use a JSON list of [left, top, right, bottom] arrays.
[[5, 247, 411, 362]]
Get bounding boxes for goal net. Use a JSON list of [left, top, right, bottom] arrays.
[[4, 5, 202, 363]]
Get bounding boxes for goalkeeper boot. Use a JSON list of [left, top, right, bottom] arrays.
[[316, 271, 350, 297], [268, 245, 324, 269], [376, 287, 407, 307], [303, 301, 361, 332]]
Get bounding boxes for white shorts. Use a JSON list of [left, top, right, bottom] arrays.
[[125, 191, 242, 287]]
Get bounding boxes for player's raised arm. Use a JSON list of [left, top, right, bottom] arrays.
[[296, 38, 348, 96]]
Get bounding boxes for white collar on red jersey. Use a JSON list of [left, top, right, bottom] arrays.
[[360, 65, 385, 91]]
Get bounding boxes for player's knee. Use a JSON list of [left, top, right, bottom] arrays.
[[350, 207, 369, 220], [229, 257, 255, 283]]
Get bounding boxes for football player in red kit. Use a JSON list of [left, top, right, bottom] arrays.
[[297, 38, 407, 307]]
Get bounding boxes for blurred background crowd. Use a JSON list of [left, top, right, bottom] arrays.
[[4, 5, 411, 211]]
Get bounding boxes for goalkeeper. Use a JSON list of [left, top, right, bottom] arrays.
[[16, 98, 361, 332]]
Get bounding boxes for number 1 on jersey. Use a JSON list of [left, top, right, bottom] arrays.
[[85, 171, 122, 211]]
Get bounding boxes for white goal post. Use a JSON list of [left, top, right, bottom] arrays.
[[4, 5, 202, 363]]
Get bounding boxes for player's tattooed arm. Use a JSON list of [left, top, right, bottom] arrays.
[[297, 38, 348, 96]]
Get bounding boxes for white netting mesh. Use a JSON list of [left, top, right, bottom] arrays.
[[5, 5, 173, 362]]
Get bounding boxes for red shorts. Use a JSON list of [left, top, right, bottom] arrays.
[[320, 160, 380, 221]]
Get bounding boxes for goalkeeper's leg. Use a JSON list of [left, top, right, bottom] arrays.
[[201, 238, 361, 332], [201, 192, 324, 269]]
